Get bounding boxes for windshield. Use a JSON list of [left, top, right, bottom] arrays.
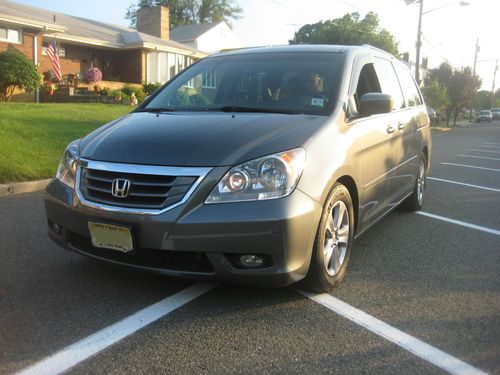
[[144, 52, 344, 116], [480, 111, 491, 115]]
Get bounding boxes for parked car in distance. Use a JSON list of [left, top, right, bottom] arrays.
[[476, 110, 493, 123], [491, 108, 500, 120], [44, 45, 431, 292]]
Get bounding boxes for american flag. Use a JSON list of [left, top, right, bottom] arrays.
[[47, 40, 62, 81]]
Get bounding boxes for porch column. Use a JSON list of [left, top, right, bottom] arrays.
[[33, 34, 39, 103]]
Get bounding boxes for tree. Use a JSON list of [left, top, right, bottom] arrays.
[[447, 67, 481, 126], [421, 79, 450, 115], [289, 12, 399, 55], [126, 0, 242, 29], [473, 90, 493, 110], [0, 49, 39, 102], [427, 63, 481, 126]]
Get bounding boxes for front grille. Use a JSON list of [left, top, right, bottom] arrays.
[[79, 167, 198, 210]]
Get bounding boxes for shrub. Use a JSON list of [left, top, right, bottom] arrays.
[[110, 89, 129, 102], [84, 67, 103, 84], [0, 49, 40, 101], [99, 87, 111, 96], [121, 84, 146, 103], [133, 87, 146, 103], [121, 84, 135, 97], [143, 82, 162, 95]]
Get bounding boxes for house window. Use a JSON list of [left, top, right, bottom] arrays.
[[41, 42, 66, 57], [147, 52, 196, 84], [0, 26, 21, 44], [202, 70, 217, 89]]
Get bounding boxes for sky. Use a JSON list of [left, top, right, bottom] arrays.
[[12, 0, 500, 90]]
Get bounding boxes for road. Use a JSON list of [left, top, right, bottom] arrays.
[[1, 122, 499, 375]]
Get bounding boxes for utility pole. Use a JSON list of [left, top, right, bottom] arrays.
[[415, 0, 424, 83], [469, 38, 479, 122], [492, 59, 498, 108]]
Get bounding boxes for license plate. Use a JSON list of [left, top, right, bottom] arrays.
[[88, 222, 133, 253]]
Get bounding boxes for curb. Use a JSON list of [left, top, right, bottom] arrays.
[[0, 179, 51, 197], [431, 127, 452, 132]]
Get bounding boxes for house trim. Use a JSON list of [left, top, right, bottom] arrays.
[[0, 13, 66, 32]]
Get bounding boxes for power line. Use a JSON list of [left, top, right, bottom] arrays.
[[421, 35, 448, 61]]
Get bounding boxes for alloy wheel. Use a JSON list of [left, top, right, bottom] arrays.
[[323, 200, 349, 276], [417, 159, 425, 205]]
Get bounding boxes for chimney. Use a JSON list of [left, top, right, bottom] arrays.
[[136, 6, 170, 40]]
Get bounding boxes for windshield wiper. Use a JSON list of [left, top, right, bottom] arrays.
[[217, 106, 303, 115], [136, 107, 176, 113]]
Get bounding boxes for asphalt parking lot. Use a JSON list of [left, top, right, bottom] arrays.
[[1, 122, 499, 375]]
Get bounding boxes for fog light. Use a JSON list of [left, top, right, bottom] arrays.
[[239, 255, 264, 268]]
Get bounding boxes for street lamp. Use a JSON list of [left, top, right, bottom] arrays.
[[414, 0, 470, 83]]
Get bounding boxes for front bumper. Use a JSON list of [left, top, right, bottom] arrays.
[[44, 178, 322, 287]]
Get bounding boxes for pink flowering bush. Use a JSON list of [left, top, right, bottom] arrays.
[[84, 67, 102, 83]]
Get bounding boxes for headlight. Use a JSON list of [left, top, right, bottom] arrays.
[[55, 140, 80, 188], [205, 148, 306, 204]]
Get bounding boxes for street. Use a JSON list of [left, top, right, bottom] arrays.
[[1, 122, 499, 375]]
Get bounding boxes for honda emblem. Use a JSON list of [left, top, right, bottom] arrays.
[[111, 179, 131, 198]]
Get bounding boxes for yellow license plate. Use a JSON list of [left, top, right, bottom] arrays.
[[88, 222, 133, 253]]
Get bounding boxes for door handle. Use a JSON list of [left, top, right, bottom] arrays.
[[387, 125, 395, 133], [398, 122, 406, 130]]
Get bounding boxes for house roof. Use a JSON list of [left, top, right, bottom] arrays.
[[170, 22, 221, 42], [0, 0, 206, 57]]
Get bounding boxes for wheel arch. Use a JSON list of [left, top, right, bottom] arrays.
[[336, 175, 359, 236]]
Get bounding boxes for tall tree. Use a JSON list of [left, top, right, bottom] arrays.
[[126, 0, 242, 29], [448, 67, 481, 126], [428, 63, 481, 126], [289, 12, 399, 55]]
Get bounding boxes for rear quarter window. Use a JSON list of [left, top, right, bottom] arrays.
[[394, 64, 423, 107], [373, 58, 405, 110]]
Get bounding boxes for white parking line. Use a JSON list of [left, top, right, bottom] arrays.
[[16, 282, 217, 375], [469, 149, 500, 154], [441, 162, 500, 173], [416, 211, 500, 236], [481, 142, 500, 146], [427, 177, 500, 192], [458, 154, 500, 161], [476, 145, 500, 149], [298, 291, 487, 375]]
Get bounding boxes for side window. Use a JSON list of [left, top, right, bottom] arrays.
[[353, 63, 381, 111], [374, 58, 405, 110], [394, 64, 423, 107]]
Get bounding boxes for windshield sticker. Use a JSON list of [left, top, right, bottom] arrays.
[[311, 98, 325, 107]]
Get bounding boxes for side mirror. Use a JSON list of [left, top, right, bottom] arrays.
[[359, 93, 393, 116]]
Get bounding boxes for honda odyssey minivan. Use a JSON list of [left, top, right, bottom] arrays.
[[44, 45, 431, 292]]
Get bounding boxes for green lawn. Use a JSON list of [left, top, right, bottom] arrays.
[[0, 103, 132, 184]]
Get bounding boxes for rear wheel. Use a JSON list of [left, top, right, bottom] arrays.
[[304, 183, 354, 293], [402, 153, 426, 211]]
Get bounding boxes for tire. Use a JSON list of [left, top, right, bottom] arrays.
[[304, 183, 355, 293], [401, 153, 427, 211]]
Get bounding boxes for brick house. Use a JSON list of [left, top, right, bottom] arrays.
[[0, 0, 207, 86]]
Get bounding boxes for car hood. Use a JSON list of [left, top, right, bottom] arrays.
[[80, 112, 327, 166]]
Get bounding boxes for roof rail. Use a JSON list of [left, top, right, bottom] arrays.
[[361, 44, 395, 58]]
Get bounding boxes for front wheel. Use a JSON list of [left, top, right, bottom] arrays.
[[304, 183, 354, 293], [402, 154, 427, 211]]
